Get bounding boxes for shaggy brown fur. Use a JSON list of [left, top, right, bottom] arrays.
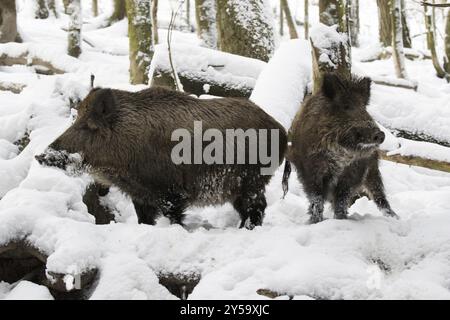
[[283, 73, 398, 223], [36, 87, 287, 229]]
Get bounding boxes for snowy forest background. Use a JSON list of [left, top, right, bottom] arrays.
[[0, 0, 450, 300]]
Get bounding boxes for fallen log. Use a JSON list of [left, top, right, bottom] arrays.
[[0, 240, 98, 294], [152, 69, 253, 98], [390, 129, 450, 148], [0, 81, 26, 94], [380, 151, 450, 173], [0, 51, 65, 75]]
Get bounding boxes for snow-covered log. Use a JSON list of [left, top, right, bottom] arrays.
[[310, 24, 351, 93], [381, 151, 450, 173], [150, 43, 266, 97], [0, 81, 26, 94], [0, 48, 68, 75], [0, 240, 98, 293]]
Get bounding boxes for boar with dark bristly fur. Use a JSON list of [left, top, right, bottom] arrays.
[[283, 73, 398, 223], [36, 87, 287, 229]]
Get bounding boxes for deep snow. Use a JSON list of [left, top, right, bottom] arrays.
[[0, 0, 450, 300]]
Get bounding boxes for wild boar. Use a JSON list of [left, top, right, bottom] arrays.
[[283, 73, 398, 223], [36, 87, 287, 229]]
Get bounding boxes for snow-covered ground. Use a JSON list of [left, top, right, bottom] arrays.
[[0, 0, 450, 299]]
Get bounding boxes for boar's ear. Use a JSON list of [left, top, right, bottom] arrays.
[[359, 77, 372, 106], [88, 88, 117, 129], [322, 73, 341, 99]]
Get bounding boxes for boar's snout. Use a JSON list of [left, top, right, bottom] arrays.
[[372, 131, 385, 144]]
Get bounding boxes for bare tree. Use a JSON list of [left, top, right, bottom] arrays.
[[110, 0, 126, 23], [304, 0, 309, 39], [279, 0, 284, 36], [391, 0, 407, 78], [152, 0, 159, 44], [216, 0, 275, 62], [0, 0, 19, 43], [280, 0, 298, 39], [424, 2, 448, 79], [349, 0, 359, 46], [194, 0, 217, 48], [67, 0, 82, 58], [445, 8, 450, 73], [125, 0, 154, 84], [92, 0, 99, 17], [47, 0, 57, 17], [36, 0, 49, 19], [377, 0, 411, 48]]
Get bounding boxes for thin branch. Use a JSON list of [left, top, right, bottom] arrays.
[[420, 1, 450, 7]]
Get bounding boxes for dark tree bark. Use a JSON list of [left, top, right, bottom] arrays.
[[0, 0, 18, 43], [424, 2, 448, 79], [378, 0, 411, 48], [349, 0, 359, 46], [35, 0, 49, 19]]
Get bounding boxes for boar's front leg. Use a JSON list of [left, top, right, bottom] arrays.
[[133, 199, 160, 225], [233, 189, 267, 230], [307, 194, 325, 224], [365, 165, 399, 219]]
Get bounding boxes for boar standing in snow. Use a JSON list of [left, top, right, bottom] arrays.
[[283, 73, 398, 223], [36, 87, 287, 229]]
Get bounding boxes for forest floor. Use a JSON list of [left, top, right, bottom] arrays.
[[0, 2, 450, 299]]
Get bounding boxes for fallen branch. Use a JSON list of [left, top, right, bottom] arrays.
[[0, 81, 26, 94], [0, 51, 65, 75], [372, 77, 418, 91], [380, 151, 450, 173], [420, 1, 450, 8]]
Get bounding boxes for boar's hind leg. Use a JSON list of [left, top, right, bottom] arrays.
[[133, 200, 160, 225], [233, 189, 267, 230], [365, 166, 399, 219]]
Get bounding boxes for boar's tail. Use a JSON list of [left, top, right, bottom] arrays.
[[282, 160, 291, 199]]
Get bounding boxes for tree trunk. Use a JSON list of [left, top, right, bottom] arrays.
[[400, 0, 411, 48], [349, 0, 359, 46], [110, 0, 126, 22], [194, 0, 217, 48], [377, 0, 392, 47], [35, 0, 49, 19], [304, 0, 309, 39], [67, 0, 82, 58], [445, 9, 450, 73], [126, 0, 154, 84], [279, 0, 284, 36], [280, 0, 298, 39], [311, 26, 351, 93], [92, 0, 99, 17], [47, 0, 57, 17], [62, 0, 69, 14], [0, 0, 18, 43], [424, 3, 447, 79], [216, 0, 275, 62], [319, 0, 340, 27], [186, 0, 191, 29], [152, 0, 159, 44], [391, 0, 407, 79]]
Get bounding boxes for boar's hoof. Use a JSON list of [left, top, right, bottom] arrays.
[[383, 209, 400, 220]]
